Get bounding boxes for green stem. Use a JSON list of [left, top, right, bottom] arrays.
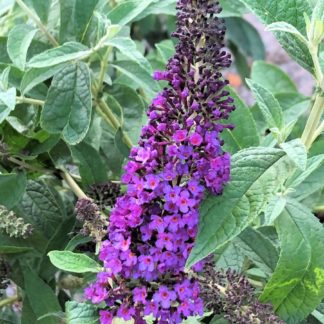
[[15, 0, 58, 47], [6, 156, 49, 173], [60, 171, 88, 199], [16, 96, 45, 106], [97, 99, 133, 148], [301, 88, 324, 149], [95, 47, 112, 98], [314, 205, 324, 213], [310, 44, 323, 84], [0, 295, 19, 308]]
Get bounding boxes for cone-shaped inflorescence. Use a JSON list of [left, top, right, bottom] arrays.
[[85, 1, 235, 322]]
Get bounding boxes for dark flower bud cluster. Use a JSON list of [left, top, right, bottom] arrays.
[[0, 255, 10, 293], [86, 1, 235, 323], [86, 182, 121, 212], [75, 199, 108, 243], [0, 205, 33, 239], [198, 263, 283, 324]]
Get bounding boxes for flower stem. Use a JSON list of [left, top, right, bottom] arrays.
[[15, 0, 59, 47], [16, 96, 45, 106], [60, 171, 88, 199], [6, 156, 48, 173], [301, 86, 324, 149], [97, 99, 133, 149], [94, 47, 112, 98], [0, 295, 19, 308]]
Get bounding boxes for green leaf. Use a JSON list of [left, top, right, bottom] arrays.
[[0, 172, 26, 209], [246, 79, 284, 131], [0, 245, 32, 254], [106, 0, 155, 26], [59, 0, 99, 43], [186, 147, 291, 269], [135, 0, 177, 19], [21, 63, 67, 95], [236, 227, 279, 274], [20, 180, 66, 237], [66, 302, 99, 324], [219, 0, 247, 17], [291, 164, 324, 202], [251, 61, 297, 93], [155, 40, 175, 64], [281, 139, 307, 170], [0, 87, 16, 123], [214, 242, 245, 272], [287, 154, 324, 188], [7, 24, 37, 70], [41, 62, 92, 145], [29, 0, 51, 23], [266, 22, 308, 44], [260, 199, 324, 323], [48, 250, 102, 273], [23, 267, 61, 324], [70, 142, 107, 185], [107, 84, 145, 144], [240, 0, 314, 73], [112, 60, 159, 99], [221, 87, 260, 153], [226, 17, 265, 60], [264, 195, 287, 225], [105, 37, 151, 71], [65, 234, 92, 251], [28, 42, 89, 68]]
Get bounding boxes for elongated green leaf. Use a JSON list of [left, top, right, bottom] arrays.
[[20, 180, 66, 237], [41, 62, 92, 145], [21, 63, 67, 94], [236, 227, 279, 274], [287, 154, 324, 188], [106, 0, 155, 25], [66, 302, 99, 324], [23, 267, 61, 324], [106, 37, 151, 71], [186, 148, 291, 269], [226, 17, 265, 60], [251, 61, 297, 93], [112, 61, 159, 99], [7, 24, 37, 70], [219, 0, 247, 17], [221, 87, 260, 153], [48, 250, 102, 273], [28, 42, 89, 68], [281, 139, 307, 170], [30, 0, 51, 23], [135, 0, 177, 19], [0, 245, 32, 254], [266, 22, 308, 44], [59, 0, 99, 43], [247, 79, 284, 130], [214, 242, 245, 272], [107, 84, 145, 144], [155, 40, 175, 64], [261, 199, 324, 323], [0, 87, 16, 123], [65, 234, 92, 252], [240, 0, 314, 73], [0, 172, 26, 208], [70, 142, 107, 185], [264, 195, 287, 225]]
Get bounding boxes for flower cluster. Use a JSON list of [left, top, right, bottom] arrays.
[[86, 0, 235, 322], [0, 205, 33, 239], [75, 198, 108, 243], [199, 264, 284, 323], [87, 181, 121, 212]]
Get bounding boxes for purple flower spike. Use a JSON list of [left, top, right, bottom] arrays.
[[86, 0, 235, 322]]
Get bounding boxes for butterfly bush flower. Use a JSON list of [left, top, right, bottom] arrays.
[[86, 0, 235, 322]]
